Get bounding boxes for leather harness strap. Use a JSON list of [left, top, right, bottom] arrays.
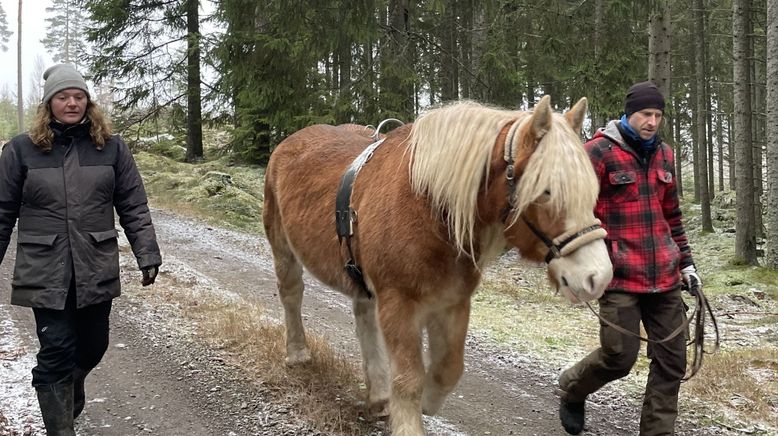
[[335, 138, 385, 299]]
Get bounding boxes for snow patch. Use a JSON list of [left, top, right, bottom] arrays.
[[0, 305, 44, 435]]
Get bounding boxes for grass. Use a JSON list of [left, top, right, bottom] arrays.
[[683, 348, 778, 432], [125, 273, 378, 435]]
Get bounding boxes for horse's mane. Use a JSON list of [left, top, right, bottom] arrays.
[[406, 100, 598, 257], [509, 113, 599, 231]]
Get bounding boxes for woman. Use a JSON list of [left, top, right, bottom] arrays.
[[0, 64, 161, 435]]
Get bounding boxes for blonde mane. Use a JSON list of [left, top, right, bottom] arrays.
[[407, 100, 598, 256], [509, 112, 599, 229]]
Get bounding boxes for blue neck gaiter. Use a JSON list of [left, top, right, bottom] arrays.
[[620, 114, 658, 152]]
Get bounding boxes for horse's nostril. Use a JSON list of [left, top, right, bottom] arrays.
[[562, 276, 569, 287]]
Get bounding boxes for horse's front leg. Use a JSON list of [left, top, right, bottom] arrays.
[[379, 289, 425, 436], [422, 300, 470, 415], [353, 295, 390, 417]]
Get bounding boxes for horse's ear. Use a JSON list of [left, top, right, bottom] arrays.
[[529, 95, 553, 140], [565, 97, 588, 134]]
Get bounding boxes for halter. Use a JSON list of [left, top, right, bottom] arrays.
[[501, 118, 607, 263]]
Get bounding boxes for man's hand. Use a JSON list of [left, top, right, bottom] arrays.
[[141, 266, 159, 286], [681, 265, 702, 296]]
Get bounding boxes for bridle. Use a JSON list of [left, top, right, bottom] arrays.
[[500, 118, 606, 264]]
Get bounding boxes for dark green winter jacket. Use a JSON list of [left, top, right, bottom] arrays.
[[0, 121, 161, 309]]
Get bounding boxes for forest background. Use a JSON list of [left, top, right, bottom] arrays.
[[0, 0, 775, 267]]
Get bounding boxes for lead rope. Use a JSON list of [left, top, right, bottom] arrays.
[[577, 284, 719, 381]]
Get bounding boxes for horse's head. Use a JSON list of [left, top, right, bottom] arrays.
[[503, 96, 612, 303]]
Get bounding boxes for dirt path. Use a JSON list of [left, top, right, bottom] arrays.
[[1, 209, 727, 435]]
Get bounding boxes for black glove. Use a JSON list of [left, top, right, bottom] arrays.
[[141, 266, 159, 286]]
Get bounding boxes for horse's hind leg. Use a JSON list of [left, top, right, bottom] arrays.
[[353, 295, 390, 417], [421, 301, 470, 415], [263, 191, 310, 365], [378, 289, 425, 436]]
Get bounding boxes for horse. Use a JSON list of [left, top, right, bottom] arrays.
[[262, 96, 613, 436]]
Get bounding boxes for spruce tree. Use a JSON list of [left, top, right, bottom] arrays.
[[42, 0, 89, 67], [82, 0, 204, 161], [0, 3, 13, 52]]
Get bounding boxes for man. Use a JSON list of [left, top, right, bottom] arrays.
[[557, 81, 701, 435]]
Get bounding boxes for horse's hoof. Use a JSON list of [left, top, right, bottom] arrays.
[[421, 399, 443, 416], [284, 349, 311, 366], [368, 399, 390, 418]]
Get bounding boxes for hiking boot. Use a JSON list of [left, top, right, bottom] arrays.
[[559, 397, 586, 435]]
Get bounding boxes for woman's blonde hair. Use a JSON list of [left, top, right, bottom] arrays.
[[28, 100, 113, 152]]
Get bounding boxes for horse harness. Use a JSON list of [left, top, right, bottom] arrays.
[[335, 119, 404, 299]]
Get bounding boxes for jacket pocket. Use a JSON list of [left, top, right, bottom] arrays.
[[87, 229, 120, 286], [13, 233, 63, 289], [607, 170, 638, 202], [88, 229, 119, 243], [655, 168, 673, 201]]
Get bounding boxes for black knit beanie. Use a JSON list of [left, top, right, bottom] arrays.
[[624, 81, 665, 117]]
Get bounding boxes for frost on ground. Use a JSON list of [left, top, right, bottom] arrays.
[[0, 304, 43, 436]]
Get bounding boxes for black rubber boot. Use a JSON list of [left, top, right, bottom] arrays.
[[36, 382, 76, 436], [73, 367, 89, 419], [559, 398, 586, 435]]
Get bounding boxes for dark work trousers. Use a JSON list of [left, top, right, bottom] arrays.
[[31, 278, 112, 387], [559, 289, 687, 436]]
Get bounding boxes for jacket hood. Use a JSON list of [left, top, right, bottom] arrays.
[[594, 120, 626, 146]]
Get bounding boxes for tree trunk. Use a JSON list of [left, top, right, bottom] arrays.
[[185, 0, 203, 162], [717, 106, 724, 191], [752, 8, 765, 240], [675, 112, 684, 197], [16, 0, 22, 132], [695, 0, 713, 232], [765, 0, 778, 267], [729, 115, 736, 190], [381, 0, 414, 118], [648, 0, 671, 96], [440, 3, 458, 102], [733, 0, 759, 265], [690, 40, 701, 203]]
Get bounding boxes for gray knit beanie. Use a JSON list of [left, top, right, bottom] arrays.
[[42, 64, 90, 103]]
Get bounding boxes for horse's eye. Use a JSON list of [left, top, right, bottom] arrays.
[[535, 190, 552, 204]]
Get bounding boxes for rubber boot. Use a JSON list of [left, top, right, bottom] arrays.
[[559, 397, 586, 435], [36, 382, 77, 436], [73, 366, 89, 419]]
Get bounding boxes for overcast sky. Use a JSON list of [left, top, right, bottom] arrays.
[[0, 0, 54, 98]]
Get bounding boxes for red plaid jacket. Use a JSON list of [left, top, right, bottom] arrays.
[[585, 121, 694, 293]]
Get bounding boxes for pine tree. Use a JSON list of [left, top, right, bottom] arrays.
[[42, 0, 89, 67], [0, 2, 13, 52]]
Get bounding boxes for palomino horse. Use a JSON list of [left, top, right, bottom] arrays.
[[263, 96, 613, 435]]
